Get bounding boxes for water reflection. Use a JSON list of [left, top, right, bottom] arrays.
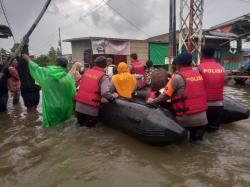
[[0, 85, 250, 187]]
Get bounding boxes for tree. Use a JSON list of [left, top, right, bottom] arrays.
[[48, 46, 56, 65], [56, 47, 62, 56], [0, 48, 10, 62], [35, 55, 49, 67]]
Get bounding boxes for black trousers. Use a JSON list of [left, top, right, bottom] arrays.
[[0, 93, 8, 112], [76, 112, 98, 127], [185, 126, 207, 142], [206, 106, 223, 132], [21, 90, 40, 108]]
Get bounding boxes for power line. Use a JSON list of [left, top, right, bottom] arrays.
[[33, 0, 152, 54], [31, 0, 152, 54], [32, 0, 110, 54], [0, 9, 5, 24], [78, 0, 110, 21], [103, 0, 151, 37], [0, 0, 16, 43]]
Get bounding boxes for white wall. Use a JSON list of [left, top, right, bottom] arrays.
[[71, 40, 91, 63], [128, 41, 149, 64]]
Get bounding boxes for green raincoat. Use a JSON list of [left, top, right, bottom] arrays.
[[28, 61, 76, 127]]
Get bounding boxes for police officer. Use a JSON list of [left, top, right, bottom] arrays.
[[75, 56, 118, 127], [148, 52, 208, 142], [198, 46, 225, 132]]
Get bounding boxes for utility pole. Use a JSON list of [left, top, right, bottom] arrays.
[[179, 0, 204, 64], [0, 0, 52, 80], [58, 27, 62, 55], [168, 0, 176, 72]]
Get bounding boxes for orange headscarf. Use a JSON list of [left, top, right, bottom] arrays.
[[112, 62, 137, 98]]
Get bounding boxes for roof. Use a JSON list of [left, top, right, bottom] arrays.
[[63, 36, 145, 42], [146, 30, 233, 43], [0, 25, 12, 38], [210, 13, 250, 30], [209, 13, 250, 35], [148, 14, 250, 43], [146, 31, 180, 43]]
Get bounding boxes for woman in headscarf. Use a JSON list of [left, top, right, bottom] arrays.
[[68, 59, 84, 88], [111, 62, 137, 99], [8, 58, 21, 104]]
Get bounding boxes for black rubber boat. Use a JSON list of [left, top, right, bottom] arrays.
[[99, 95, 249, 145], [100, 98, 187, 145], [221, 96, 250, 123], [134, 89, 250, 124]]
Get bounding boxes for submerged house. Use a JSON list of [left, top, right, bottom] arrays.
[[64, 36, 148, 67]]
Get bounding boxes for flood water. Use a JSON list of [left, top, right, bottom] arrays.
[[0, 84, 250, 187]]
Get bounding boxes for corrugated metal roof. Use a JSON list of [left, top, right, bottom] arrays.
[[146, 30, 233, 43], [207, 31, 238, 38], [210, 13, 250, 30]]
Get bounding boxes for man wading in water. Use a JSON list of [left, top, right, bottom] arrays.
[[22, 54, 76, 127]]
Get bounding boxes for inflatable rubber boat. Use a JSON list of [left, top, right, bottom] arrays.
[[134, 89, 250, 124], [100, 95, 249, 145], [221, 96, 250, 123], [100, 98, 187, 145]]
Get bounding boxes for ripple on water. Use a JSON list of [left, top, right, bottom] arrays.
[[0, 85, 250, 187]]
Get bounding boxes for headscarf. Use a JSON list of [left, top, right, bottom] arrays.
[[112, 62, 137, 98], [117, 62, 129, 73], [68, 61, 84, 83]]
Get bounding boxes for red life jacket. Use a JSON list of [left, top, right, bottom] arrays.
[[172, 67, 208, 116], [75, 66, 105, 108], [131, 60, 146, 88], [198, 59, 224, 101], [131, 60, 145, 75]]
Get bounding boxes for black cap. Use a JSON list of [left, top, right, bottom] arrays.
[[173, 52, 192, 65], [56, 57, 68, 68]]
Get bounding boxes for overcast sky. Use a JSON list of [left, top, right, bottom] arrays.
[[0, 0, 249, 55]]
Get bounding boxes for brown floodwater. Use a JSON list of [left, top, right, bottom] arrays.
[[0, 84, 250, 187]]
